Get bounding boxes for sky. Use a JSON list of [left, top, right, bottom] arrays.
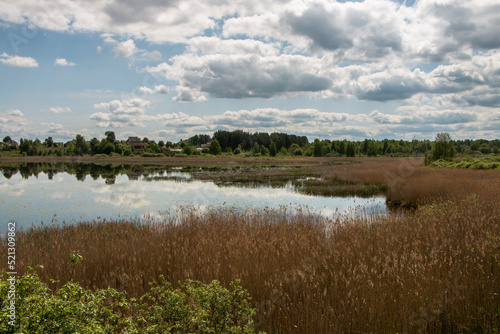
[[0, 0, 499, 143]]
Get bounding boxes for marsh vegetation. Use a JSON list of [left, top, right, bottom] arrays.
[[1, 157, 500, 333]]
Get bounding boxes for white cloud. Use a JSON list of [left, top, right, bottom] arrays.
[[113, 39, 138, 58], [369, 109, 478, 125], [138, 85, 169, 95], [144, 50, 162, 60], [54, 58, 76, 66], [0, 109, 28, 138], [0, 53, 38, 67], [47, 106, 72, 113], [91, 97, 152, 128]]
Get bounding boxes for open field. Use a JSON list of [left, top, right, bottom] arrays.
[[2, 157, 500, 332]]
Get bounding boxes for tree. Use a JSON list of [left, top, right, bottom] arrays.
[[105, 131, 116, 143], [209, 139, 222, 155], [313, 139, 322, 157], [74, 134, 90, 155], [19, 138, 38, 156], [44, 137, 54, 147], [431, 132, 455, 161], [252, 141, 260, 155], [367, 141, 378, 157], [183, 145, 194, 155], [3, 136, 11, 143], [338, 141, 346, 156], [90, 138, 99, 154], [269, 141, 277, 157], [346, 142, 356, 157]]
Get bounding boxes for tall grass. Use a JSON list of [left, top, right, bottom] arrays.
[[3, 196, 499, 333], [2, 158, 500, 332]]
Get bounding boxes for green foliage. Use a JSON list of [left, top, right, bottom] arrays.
[[141, 152, 164, 158], [429, 155, 500, 170], [209, 139, 222, 155], [133, 277, 259, 333], [69, 251, 83, 265], [182, 145, 194, 156], [0, 269, 129, 333], [18, 138, 39, 156], [43, 137, 54, 147], [252, 142, 260, 156], [430, 132, 455, 162], [0, 271, 261, 334], [269, 141, 277, 157]]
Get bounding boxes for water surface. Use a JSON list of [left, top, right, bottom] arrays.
[[0, 165, 387, 233]]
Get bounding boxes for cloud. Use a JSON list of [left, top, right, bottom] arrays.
[[113, 39, 138, 58], [91, 97, 152, 128], [146, 53, 332, 100], [369, 109, 478, 125], [143, 50, 162, 60], [0, 53, 38, 67], [0, 109, 28, 138], [54, 58, 76, 66], [138, 85, 169, 95], [5, 109, 24, 117], [47, 106, 72, 113]]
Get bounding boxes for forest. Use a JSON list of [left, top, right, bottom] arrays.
[[2, 130, 499, 161]]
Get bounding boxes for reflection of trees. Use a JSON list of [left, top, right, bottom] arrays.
[[2, 168, 18, 179], [0, 163, 173, 181]]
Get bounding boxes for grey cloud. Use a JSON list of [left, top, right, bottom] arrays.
[[159, 54, 332, 100], [104, 0, 179, 25], [355, 72, 427, 102], [284, 4, 352, 51]]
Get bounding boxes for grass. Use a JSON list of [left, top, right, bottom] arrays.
[[430, 155, 500, 170], [1, 157, 500, 332], [3, 197, 500, 332]]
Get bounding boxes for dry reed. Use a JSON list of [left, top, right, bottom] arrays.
[[2, 158, 500, 333]]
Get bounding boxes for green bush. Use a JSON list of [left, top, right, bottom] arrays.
[[0, 270, 262, 334], [133, 277, 259, 333], [0, 269, 129, 333], [141, 152, 164, 158]]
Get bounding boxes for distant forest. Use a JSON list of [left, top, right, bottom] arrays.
[[1, 130, 499, 160]]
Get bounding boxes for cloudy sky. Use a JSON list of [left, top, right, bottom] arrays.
[[0, 0, 499, 143]]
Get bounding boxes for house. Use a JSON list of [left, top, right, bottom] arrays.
[[126, 137, 141, 145], [126, 136, 147, 153]]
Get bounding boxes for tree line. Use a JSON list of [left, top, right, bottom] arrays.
[[2, 131, 499, 162]]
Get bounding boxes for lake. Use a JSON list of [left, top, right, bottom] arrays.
[[0, 163, 387, 233]]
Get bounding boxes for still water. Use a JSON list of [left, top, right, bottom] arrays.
[[0, 165, 387, 233]]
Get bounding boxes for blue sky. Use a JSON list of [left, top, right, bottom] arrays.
[[0, 0, 499, 143]]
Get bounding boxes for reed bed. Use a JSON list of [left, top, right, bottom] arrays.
[[2, 158, 500, 332], [3, 194, 500, 333]]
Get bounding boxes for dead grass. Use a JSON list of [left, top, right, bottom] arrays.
[[3, 195, 500, 333], [2, 157, 500, 332]]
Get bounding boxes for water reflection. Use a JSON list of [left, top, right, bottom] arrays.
[[0, 163, 388, 233]]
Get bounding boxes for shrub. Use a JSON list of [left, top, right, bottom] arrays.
[[133, 277, 259, 333], [0, 270, 261, 334], [183, 145, 194, 155], [141, 152, 164, 158], [0, 269, 129, 333]]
